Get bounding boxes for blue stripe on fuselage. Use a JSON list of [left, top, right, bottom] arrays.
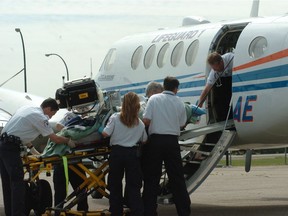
[[232, 80, 288, 92], [103, 73, 199, 91], [101, 64, 288, 97]]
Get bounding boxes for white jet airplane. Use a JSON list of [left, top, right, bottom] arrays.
[[0, 0, 287, 202], [94, 0, 288, 198]]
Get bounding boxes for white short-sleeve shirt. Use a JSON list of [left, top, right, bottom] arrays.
[[143, 91, 187, 136], [103, 113, 147, 147], [2, 106, 54, 144], [207, 52, 234, 85]]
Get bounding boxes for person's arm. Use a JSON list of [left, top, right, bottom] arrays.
[[142, 118, 151, 127], [50, 133, 76, 148], [101, 114, 116, 138], [48, 133, 75, 148], [55, 123, 64, 132], [140, 128, 148, 144], [26, 142, 41, 155], [102, 132, 109, 138], [48, 133, 69, 144], [198, 84, 213, 108]]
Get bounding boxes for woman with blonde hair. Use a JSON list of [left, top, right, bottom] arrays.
[[102, 92, 147, 216]]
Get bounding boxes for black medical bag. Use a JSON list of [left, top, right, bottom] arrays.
[[55, 78, 98, 109]]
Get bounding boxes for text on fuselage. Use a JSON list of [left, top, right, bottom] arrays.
[[233, 95, 257, 122], [151, 29, 206, 43]]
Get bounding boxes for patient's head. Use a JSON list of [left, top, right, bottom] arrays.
[[145, 81, 164, 98]]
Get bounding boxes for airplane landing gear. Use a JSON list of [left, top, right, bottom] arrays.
[[245, 149, 252, 172]]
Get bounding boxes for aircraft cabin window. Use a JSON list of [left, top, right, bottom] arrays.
[[131, 46, 143, 70], [103, 48, 117, 71], [157, 43, 170, 68], [185, 40, 199, 66], [144, 44, 156, 69], [171, 41, 184, 67], [249, 36, 268, 58]]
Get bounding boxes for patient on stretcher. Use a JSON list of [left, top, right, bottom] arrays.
[[40, 93, 205, 158], [41, 111, 107, 158]]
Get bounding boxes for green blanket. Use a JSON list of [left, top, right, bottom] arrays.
[[41, 119, 101, 158]]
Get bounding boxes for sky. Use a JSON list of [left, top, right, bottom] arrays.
[[1, 0, 288, 98]]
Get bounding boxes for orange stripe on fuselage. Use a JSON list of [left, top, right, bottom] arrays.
[[193, 75, 205, 79], [233, 48, 288, 72]]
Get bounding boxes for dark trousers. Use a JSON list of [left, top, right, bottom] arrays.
[[212, 76, 232, 122], [108, 145, 143, 216], [142, 135, 191, 216], [53, 164, 88, 211], [0, 140, 25, 216]]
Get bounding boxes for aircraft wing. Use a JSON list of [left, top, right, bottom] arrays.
[[0, 87, 68, 131], [0, 108, 11, 130]]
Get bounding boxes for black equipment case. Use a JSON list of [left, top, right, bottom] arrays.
[[56, 78, 98, 109]]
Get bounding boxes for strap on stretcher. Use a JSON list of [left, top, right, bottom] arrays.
[[62, 156, 69, 195]]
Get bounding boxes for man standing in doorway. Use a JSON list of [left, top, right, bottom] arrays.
[[198, 52, 234, 121]]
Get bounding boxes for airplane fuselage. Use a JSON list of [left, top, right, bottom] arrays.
[[95, 15, 288, 149]]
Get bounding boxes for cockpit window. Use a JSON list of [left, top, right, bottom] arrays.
[[144, 44, 156, 69], [171, 41, 184, 67], [103, 48, 117, 71], [249, 36, 267, 58], [185, 40, 199, 66], [157, 43, 170, 68], [131, 46, 143, 70]]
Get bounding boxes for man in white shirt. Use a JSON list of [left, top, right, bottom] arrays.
[[198, 52, 234, 121], [0, 98, 75, 216], [142, 76, 191, 216]]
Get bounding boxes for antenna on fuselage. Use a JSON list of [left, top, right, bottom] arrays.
[[90, 58, 93, 78], [250, 0, 260, 17], [182, 16, 210, 26]]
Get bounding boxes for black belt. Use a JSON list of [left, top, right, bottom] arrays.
[[150, 134, 178, 138], [0, 132, 22, 145], [111, 145, 137, 149]]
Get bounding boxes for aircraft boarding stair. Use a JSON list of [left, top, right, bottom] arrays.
[[158, 119, 236, 204]]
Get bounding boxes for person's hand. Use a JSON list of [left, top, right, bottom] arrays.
[[67, 139, 76, 148], [98, 126, 105, 133], [30, 146, 41, 155]]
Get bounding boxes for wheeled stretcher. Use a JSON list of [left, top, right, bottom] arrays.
[[22, 86, 129, 215], [22, 141, 114, 216]]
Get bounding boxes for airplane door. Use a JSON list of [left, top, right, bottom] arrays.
[[206, 23, 248, 124], [233, 22, 288, 143]]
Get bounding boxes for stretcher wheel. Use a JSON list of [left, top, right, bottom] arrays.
[[32, 179, 53, 216], [91, 188, 104, 199]]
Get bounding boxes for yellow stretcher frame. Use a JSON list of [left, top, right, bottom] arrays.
[[22, 143, 127, 216]]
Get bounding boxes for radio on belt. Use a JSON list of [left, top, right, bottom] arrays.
[[55, 78, 98, 109]]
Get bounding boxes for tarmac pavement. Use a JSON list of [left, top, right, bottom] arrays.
[[1, 165, 288, 215]]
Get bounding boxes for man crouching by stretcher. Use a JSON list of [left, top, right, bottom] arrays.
[[0, 98, 76, 216]]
